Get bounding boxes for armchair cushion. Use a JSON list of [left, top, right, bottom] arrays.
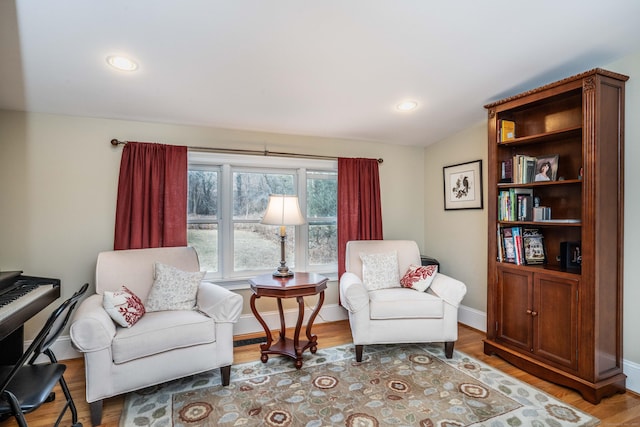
[[359, 251, 400, 290], [102, 286, 146, 328], [145, 262, 205, 312], [111, 310, 216, 364], [369, 288, 444, 319], [400, 264, 438, 292]]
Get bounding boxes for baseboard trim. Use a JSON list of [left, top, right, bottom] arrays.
[[457, 304, 486, 332], [37, 303, 640, 395]]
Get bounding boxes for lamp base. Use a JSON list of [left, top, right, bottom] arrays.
[[273, 270, 294, 277]]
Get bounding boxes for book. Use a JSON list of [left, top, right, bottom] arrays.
[[511, 226, 524, 265], [500, 159, 513, 183], [523, 228, 546, 264], [501, 227, 516, 263], [497, 225, 504, 262], [500, 120, 516, 142], [515, 188, 533, 221], [533, 206, 551, 221]]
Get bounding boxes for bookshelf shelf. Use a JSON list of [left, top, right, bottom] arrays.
[[484, 68, 627, 404], [497, 125, 582, 146], [497, 179, 582, 189], [498, 220, 581, 227]]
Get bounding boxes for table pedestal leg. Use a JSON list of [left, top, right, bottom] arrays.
[[249, 294, 273, 363], [306, 291, 325, 354]]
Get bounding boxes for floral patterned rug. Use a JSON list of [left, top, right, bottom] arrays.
[[120, 343, 599, 426]]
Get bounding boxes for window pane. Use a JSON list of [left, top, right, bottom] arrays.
[[233, 172, 295, 220], [234, 223, 296, 271], [187, 224, 218, 272], [307, 171, 337, 266], [309, 224, 337, 265], [188, 170, 218, 220], [307, 172, 337, 218]]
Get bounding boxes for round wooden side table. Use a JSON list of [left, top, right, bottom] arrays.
[[249, 272, 328, 369]]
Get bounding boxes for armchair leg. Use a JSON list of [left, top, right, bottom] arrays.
[[444, 341, 454, 359], [220, 365, 231, 386], [355, 345, 364, 362], [89, 400, 103, 427]]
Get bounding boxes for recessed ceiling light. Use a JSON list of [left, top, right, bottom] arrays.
[[396, 100, 418, 112], [106, 55, 138, 71]]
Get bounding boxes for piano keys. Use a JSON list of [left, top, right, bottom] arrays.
[[0, 271, 60, 364]]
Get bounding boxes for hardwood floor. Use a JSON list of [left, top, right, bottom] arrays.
[[3, 321, 640, 426]]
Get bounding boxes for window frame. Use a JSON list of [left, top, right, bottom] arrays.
[[188, 151, 338, 288]]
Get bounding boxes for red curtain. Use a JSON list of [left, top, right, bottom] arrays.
[[337, 158, 383, 277], [114, 142, 188, 250]]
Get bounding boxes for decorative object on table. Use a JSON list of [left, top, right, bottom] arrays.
[[260, 195, 305, 277], [443, 160, 483, 210], [120, 343, 600, 427]]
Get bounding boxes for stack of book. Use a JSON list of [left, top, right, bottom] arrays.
[[533, 206, 552, 221], [498, 226, 546, 265], [512, 154, 537, 183], [498, 188, 533, 222]]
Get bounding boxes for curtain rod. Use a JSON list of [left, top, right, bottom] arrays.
[[110, 139, 383, 164]]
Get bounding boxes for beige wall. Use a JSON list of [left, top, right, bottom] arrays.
[[423, 121, 487, 314], [424, 51, 640, 369], [0, 111, 425, 338]]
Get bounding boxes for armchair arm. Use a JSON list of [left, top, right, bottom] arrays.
[[339, 272, 370, 313], [428, 273, 467, 307], [70, 294, 116, 352], [197, 281, 242, 323]]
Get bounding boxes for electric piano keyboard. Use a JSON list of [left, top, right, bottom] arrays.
[[0, 271, 61, 364]]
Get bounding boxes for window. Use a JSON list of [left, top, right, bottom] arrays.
[[187, 152, 337, 284]]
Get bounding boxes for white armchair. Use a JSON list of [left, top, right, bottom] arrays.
[[339, 240, 467, 361], [70, 246, 242, 426]]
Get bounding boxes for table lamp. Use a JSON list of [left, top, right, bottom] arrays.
[[261, 195, 305, 277]]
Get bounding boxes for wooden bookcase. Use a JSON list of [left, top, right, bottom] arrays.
[[483, 69, 628, 404]]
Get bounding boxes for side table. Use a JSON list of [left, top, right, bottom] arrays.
[[249, 272, 328, 369]]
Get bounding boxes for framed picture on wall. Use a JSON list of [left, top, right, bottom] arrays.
[[443, 159, 483, 210]]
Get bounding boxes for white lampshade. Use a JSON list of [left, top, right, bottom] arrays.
[[261, 195, 305, 226]]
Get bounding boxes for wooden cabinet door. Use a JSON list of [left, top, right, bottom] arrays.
[[533, 273, 579, 370], [496, 267, 532, 351]]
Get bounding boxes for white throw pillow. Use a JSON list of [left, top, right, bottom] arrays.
[[400, 264, 438, 292], [145, 262, 204, 312], [359, 251, 400, 291], [103, 286, 146, 328]]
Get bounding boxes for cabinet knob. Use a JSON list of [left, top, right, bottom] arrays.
[[531, 311, 538, 316], [526, 309, 532, 314]]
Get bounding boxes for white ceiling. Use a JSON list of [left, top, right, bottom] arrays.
[[1, 1, 639, 147]]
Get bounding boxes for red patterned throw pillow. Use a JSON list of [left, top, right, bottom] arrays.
[[103, 286, 146, 328], [400, 264, 438, 292]]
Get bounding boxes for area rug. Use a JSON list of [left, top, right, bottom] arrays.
[[120, 343, 599, 426]]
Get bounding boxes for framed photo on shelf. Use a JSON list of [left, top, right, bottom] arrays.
[[523, 228, 546, 265], [443, 159, 483, 210], [534, 154, 559, 182]]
